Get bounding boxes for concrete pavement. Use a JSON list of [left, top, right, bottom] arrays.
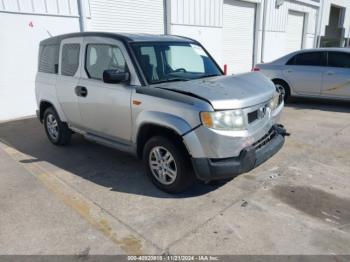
[[0, 145, 123, 255], [0, 98, 349, 255]]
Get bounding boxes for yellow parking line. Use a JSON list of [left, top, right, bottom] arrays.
[[0, 141, 158, 255]]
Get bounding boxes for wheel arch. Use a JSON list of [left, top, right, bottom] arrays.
[[39, 100, 67, 123], [136, 123, 191, 159], [271, 78, 292, 96], [133, 112, 192, 157], [39, 100, 55, 122]]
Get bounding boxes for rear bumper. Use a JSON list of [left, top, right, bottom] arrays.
[[191, 125, 287, 181]]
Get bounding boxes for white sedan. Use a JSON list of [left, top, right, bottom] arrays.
[[254, 48, 350, 102]]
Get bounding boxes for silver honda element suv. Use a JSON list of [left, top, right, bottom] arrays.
[[35, 32, 288, 193]]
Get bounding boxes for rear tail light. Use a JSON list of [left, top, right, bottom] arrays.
[[223, 64, 228, 75], [251, 66, 260, 71]]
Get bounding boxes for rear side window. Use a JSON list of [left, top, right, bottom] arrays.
[[85, 44, 126, 79], [287, 52, 324, 66], [328, 52, 350, 68], [38, 44, 59, 74], [61, 44, 80, 76]]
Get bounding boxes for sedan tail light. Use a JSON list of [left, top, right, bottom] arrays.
[[251, 66, 260, 71]]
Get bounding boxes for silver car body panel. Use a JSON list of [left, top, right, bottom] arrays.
[[156, 72, 276, 110], [131, 88, 212, 140], [257, 48, 350, 100], [183, 101, 284, 158], [35, 72, 67, 122]]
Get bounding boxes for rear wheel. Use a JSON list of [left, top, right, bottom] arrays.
[[143, 136, 195, 193], [43, 107, 71, 145], [273, 80, 290, 102]]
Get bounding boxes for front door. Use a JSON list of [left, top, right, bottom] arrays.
[[322, 51, 350, 99], [77, 37, 136, 142]]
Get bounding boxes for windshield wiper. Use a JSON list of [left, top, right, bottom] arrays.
[[152, 78, 189, 84]]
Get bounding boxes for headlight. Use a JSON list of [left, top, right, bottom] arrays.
[[268, 91, 280, 111], [200, 109, 246, 131]]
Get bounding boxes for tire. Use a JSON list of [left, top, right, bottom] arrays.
[[273, 80, 291, 102], [143, 136, 195, 193], [43, 107, 71, 145]]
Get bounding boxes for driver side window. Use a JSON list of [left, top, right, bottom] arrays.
[[85, 44, 126, 80]]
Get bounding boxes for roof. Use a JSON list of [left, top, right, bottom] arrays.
[[40, 32, 197, 46], [297, 47, 350, 53], [265, 47, 350, 65]]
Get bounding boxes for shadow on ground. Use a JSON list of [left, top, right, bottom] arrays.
[[0, 118, 228, 199], [286, 97, 350, 113]]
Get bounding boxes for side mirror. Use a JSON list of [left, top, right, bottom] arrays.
[[103, 69, 130, 84]]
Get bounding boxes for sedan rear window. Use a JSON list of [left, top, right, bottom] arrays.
[[287, 52, 325, 66]]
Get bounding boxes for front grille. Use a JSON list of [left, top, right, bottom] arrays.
[[253, 128, 276, 150], [247, 110, 258, 123], [247, 104, 269, 124]]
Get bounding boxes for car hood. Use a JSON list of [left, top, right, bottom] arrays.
[[156, 72, 276, 110]]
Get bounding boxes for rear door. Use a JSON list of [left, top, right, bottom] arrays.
[[322, 51, 350, 99], [55, 37, 83, 126], [283, 51, 326, 96]]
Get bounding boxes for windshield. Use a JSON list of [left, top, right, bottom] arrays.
[[131, 42, 222, 84]]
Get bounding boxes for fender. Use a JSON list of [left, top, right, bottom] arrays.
[[36, 72, 68, 122], [38, 98, 67, 123], [133, 111, 194, 142]]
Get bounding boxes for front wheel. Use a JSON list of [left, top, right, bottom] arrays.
[[143, 136, 195, 193]]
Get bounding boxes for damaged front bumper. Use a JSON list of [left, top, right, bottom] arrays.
[[191, 124, 289, 181]]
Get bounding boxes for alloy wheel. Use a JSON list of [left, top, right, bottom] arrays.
[[46, 114, 59, 140], [275, 83, 286, 98], [149, 146, 177, 185]]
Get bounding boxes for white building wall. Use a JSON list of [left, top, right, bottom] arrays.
[[1, 0, 80, 16], [170, 0, 319, 66], [0, 0, 80, 121], [85, 0, 165, 33], [262, 0, 319, 62], [169, 0, 224, 66]]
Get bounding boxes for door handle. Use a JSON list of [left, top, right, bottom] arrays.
[[326, 71, 334, 76], [80, 87, 88, 97], [285, 69, 293, 73], [75, 86, 88, 97]]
